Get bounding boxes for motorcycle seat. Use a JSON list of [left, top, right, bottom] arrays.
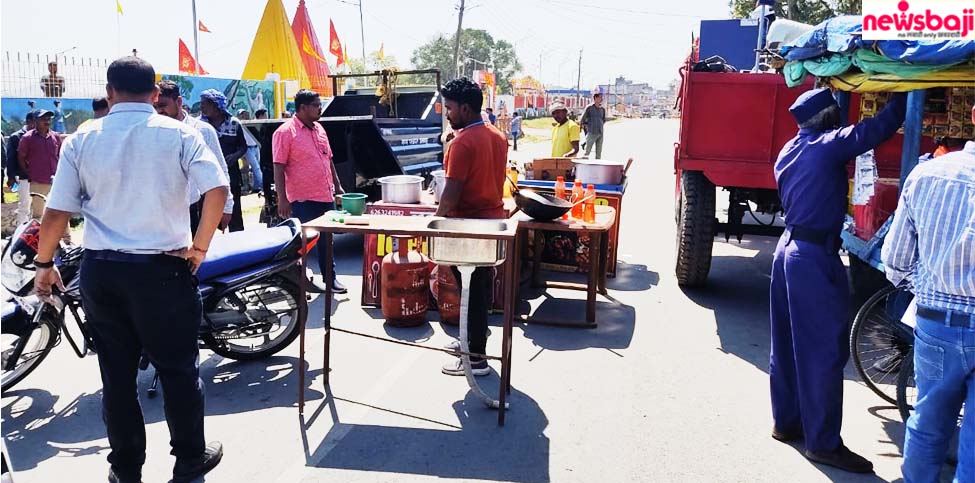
[[196, 226, 295, 281]]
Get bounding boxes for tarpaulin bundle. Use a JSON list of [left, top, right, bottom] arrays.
[[779, 15, 974, 91]]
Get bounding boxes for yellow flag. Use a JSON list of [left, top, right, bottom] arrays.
[[301, 32, 327, 63], [116, 0, 123, 14], [343, 43, 350, 67], [378, 42, 384, 60]]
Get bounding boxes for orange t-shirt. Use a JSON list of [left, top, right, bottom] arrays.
[[443, 122, 507, 219]]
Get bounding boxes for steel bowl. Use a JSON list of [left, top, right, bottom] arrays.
[[378, 175, 424, 204]]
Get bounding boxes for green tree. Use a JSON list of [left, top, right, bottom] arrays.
[[410, 29, 523, 93], [729, 0, 842, 26]]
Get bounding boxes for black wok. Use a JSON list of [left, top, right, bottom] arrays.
[[508, 176, 573, 221]]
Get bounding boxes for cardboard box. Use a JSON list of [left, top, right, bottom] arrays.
[[526, 157, 574, 181]]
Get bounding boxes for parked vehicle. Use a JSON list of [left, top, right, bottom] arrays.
[[1, 217, 314, 392]]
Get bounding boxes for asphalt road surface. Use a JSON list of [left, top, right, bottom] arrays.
[[2, 119, 949, 482]]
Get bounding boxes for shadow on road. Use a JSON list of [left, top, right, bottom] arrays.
[[1, 355, 324, 471], [300, 384, 550, 482]]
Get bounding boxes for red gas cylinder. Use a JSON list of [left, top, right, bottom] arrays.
[[381, 236, 430, 327], [434, 265, 460, 325]]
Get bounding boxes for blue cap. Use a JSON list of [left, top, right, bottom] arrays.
[[789, 87, 838, 124]]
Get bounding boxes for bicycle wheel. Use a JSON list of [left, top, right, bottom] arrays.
[[1, 315, 57, 392], [850, 284, 915, 404]]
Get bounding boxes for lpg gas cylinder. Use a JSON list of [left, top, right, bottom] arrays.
[[381, 236, 430, 327], [435, 265, 460, 325]]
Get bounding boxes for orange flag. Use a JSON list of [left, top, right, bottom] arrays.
[[178, 39, 208, 75], [328, 20, 344, 62], [198, 20, 212, 33]]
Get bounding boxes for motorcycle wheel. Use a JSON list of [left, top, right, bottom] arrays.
[[201, 278, 305, 361], [2, 316, 58, 392]]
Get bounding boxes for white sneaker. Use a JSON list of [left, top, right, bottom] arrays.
[[442, 358, 490, 376], [443, 339, 461, 354]]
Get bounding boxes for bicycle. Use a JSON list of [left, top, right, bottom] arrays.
[[849, 283, 915, 404]]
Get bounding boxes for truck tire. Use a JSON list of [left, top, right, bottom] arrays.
[[675, 170, 715, 287]]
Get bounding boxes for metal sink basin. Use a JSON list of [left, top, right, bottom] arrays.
[[426, 219, 508, 266]]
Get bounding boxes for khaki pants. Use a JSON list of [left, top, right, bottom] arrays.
[[16, 180, 31, 225], [30, 183, 52, 220]]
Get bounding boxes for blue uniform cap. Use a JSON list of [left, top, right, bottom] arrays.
[[789, 88, 838, 125]]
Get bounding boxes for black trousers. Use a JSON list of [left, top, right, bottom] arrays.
[[227, 160, 244, 232], [450, 266, 491, 357], [80, 255, 206, 478]]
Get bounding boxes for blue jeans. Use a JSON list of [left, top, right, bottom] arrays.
[[902, 309, 974, 483], [243, 146, 262, 190], [290, 200, 336, 280]]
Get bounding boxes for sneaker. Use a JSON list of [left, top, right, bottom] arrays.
[[804, 445, 874, 474], [443, 339, 461, 355], [171, 441, 223, 483], [442, 357, 490, 376]]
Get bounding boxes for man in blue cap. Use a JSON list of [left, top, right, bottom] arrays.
[[200, 89, 246, 231], [769, 87, 906, 473]]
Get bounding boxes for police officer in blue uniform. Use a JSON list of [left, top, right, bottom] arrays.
[[769, 88, 906, 473]]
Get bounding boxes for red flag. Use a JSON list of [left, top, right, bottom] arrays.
[[178, 39, 208, 75], [292, 0, 333, 95], [198, 20, 211, 33], [328, 20, 344, 62]]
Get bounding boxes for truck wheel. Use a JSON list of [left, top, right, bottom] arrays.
[[675, 170, 715, 287]]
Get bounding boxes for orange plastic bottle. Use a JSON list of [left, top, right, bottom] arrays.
[[570, 180, 584, 219], [583, 184, 596, 223], [554, 176, 567, 220]]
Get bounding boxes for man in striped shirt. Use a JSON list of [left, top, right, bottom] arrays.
[[882, 104, 974, 483]]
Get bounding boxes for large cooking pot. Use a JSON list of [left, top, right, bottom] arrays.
[[378, 175, 424, 204], [572, 159, 625, 185]]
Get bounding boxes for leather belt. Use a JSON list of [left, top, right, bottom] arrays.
[[917, 306, 975, 328], [84, 250, 181, 264], [786, 225, 840, 251]]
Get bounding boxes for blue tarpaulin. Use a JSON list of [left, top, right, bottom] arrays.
[[781, 15, 975, 66]]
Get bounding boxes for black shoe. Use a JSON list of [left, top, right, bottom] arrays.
[[771, 427, 803, 443], [805, 445, 874, 474], [172, 441, 223, 483], [108, 468, 142, 483], [331, 278, 348, 294]]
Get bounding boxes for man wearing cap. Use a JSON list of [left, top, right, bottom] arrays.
[[154, 80, 234, 233], [200, 89, 246, 232], [769, 88, 906, 473], [550, 100, 580, 157], [33, 56, 228, 483], [18, 109, 61, 220], [7, 111, 36, 225], [580, 92, 607, 158]]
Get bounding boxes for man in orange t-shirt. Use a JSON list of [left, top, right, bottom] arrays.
[[435, 77, 507, 376]]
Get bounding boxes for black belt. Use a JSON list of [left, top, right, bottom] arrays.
[[84, 250, 182, 264], [917, 306, 975, 328], [786, 225, 840, 250]]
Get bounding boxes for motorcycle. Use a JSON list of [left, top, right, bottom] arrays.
[[1, 217, 317, 392]]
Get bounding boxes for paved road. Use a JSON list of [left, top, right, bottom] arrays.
[[2, 119, 941, 482]]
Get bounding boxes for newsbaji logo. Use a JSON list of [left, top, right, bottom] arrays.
[[862, 0, 974, 40]]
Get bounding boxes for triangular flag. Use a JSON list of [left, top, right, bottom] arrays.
[[242, 0, 310, 89], [378, 42, 384, 60], [198, 20, 212, 33], [116, 0, 123, 14], [328, 20, 343, 59], [343, 43, 350, 68], [292, 0, 332, 95], [178, 39, 208, 75]]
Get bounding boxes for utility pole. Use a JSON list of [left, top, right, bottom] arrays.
[[191, 0, 201, 74], [452, 0, 466, 79], [358, 0, 367, 69], [575, 49, 582, 108]]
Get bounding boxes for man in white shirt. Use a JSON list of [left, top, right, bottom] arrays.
[[154, 80, 233, 233]]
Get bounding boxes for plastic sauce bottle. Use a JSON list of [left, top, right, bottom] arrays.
[[583, 184, 596, 223], [554, 176, 567, 220], [570, 180, 584, 219]]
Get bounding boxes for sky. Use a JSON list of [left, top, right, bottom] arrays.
[[1, 0, 734, 91]]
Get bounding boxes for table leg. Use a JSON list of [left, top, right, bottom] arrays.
[[586, 233, 599, 325], [505, 239, 516, 395], [598, 230, 609, 295], [298, 228, 308, 414], [323, 232, 333, 386], [499, 238, 515, 426], [531, 230, 543, 288]]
